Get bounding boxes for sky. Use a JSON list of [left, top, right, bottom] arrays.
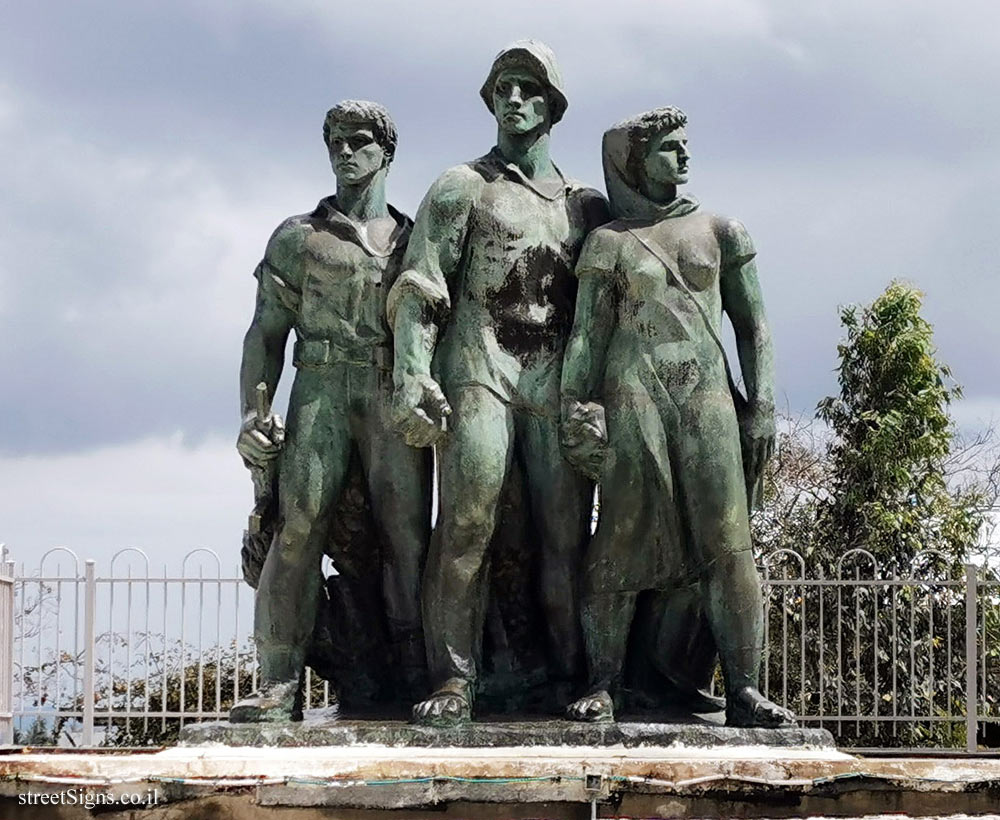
[[1, 0, 998, 571]]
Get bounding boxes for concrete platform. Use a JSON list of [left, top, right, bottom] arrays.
[[2, 741, 1000, 818]]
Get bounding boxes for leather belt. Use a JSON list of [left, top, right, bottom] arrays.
[[293, 339, 391, 370]]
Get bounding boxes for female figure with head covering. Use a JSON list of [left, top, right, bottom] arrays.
[[560, 107, 794, 727]]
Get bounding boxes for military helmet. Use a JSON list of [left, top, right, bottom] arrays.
[[479, 39, 568, 125]]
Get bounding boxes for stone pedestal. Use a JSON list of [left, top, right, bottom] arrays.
[[179, 714, 835, 749], [4, 741, 1000, 818]]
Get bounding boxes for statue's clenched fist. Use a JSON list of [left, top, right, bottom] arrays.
[[560, 399, 608, 480], [392, 373, 452, 448], [237, 411, 286, 469]]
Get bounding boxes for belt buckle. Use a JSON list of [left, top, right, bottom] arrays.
[[317, 339, 331, 366]]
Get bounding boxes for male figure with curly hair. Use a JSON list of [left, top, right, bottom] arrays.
[[232, 100, 431, 722]]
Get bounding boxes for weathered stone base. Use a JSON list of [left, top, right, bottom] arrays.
[[3, 744, 1000, 818], [180, 715, 836, 749]]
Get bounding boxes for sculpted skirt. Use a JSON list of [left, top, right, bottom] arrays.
[[582, 365, 751, 596]]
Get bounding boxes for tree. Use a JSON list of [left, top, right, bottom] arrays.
[[815, 281, 985, 565], [751, 282, 999, 749], [15, 716, 58, 746], [751, 410, 832, 558]]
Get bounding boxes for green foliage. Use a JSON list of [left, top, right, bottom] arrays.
[[816, 281, 985, 565], [14, 716, 58, 746], [751, 281, 999, 749], [751, 414, 831, 558], [95, 639, 259, 747]]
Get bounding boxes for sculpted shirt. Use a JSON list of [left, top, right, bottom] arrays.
[[256, 196, 412, 366], [387, 149, 609, 415], [562, 206, 757, 408]]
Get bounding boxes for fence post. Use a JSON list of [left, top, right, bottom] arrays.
[[965, 562, 978, 753], [82, 560, 96, 747], [1, 555, 13, 745]]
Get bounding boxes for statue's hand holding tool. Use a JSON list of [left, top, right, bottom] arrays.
[[392, 373, 452, 448], [560, 400, 608, 480], [237, 382, 286, 470]]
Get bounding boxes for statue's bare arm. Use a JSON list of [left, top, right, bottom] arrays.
[[718, 219, 776, 500], [237, 227, 299, 467], [560, 229, 619, 479], [387, 167, 477, 447]]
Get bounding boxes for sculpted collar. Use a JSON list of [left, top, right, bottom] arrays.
[[482, 147, 571, 202], [624, 193, 700, 222], [311, 196, 412, 258]]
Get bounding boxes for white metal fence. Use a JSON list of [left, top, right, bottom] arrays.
[[760, 548, 1000, 752], [1, 544, 997, 750]]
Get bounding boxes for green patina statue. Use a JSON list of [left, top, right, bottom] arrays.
[[231, 101, 431, 722], [224, 55, 799, 733], [560, 107, 795, 728], [388, 40, 610, 725]]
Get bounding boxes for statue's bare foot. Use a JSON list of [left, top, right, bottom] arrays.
[[229, 679, 302, 723], [566, 689, 614, 723], [412, 678, 471, 727], [725, 686, 796, 728]]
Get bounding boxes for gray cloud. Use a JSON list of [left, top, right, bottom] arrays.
[[0, 435, 249, 570], [2, 0, 999, 460]]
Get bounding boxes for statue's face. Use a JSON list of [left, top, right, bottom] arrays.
[[327, 122, 387, 184], [642, 125, 690, 188], [492, 68, 550, 135]]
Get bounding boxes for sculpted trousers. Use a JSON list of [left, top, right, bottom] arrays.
[[423, 385, 591, 694], [254, 365, 431, 684]]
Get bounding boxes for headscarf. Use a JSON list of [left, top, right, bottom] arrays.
[[480, 39, 569, 125], [602, 107, 699, 221]]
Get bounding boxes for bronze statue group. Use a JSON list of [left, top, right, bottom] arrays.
[[232, 40, 795, 730]]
